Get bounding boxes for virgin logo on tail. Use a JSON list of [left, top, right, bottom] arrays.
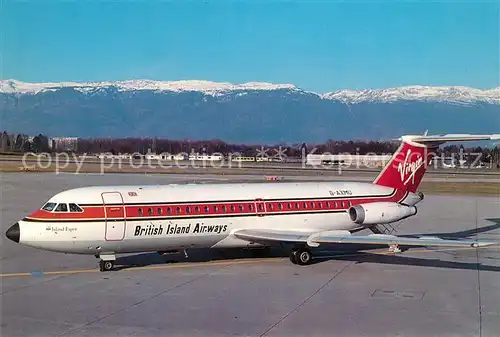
[[374, 141, 433, 192], [397, 149, 424, 186]]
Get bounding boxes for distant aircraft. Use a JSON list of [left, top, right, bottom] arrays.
[[6, 133, 500, 271]]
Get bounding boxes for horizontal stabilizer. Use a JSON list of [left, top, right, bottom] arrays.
[[400, 134, 500, 145]]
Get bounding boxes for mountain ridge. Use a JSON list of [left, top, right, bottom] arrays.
[[1, 79, 499, 143], [2, 79, 499, 104]]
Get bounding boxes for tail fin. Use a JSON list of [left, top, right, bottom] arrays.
[[373, 133, 500, 193]]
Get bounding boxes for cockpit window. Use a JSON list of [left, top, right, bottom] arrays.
[[69, 203, 83, 212], [42, 202, 57, 211], [54, 203, 68, 212]]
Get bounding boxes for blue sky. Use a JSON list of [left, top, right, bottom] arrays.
[[2, 0, 498, 92]]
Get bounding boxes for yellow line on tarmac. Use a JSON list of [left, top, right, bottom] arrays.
[[0, 258, 283, 278], [0, 246, 489, 279]]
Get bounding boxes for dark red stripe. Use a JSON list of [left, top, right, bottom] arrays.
[[26, 189, 407, 221]]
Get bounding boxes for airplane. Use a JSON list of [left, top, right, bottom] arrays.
[[5, 133, 500, 272]]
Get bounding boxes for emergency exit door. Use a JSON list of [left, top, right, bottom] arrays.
[[102, 192, 126, 241], [254, 198, 266, 217]]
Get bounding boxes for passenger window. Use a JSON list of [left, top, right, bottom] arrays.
[[222, 205, 226, 212], [278, 203, 283, 210], [204, 206, 209, 213], [238, 205, 244, 211], [213, 205, 218, 212], [230, 205, 235, 212], [303, 202, 307, 209], [186, 206, 191, 214], [295, 203, 299, 209], [68, 203, 83, 212], [326, 201, 331, 208], [138, 208, 143, 216], [317, 202, 322, 208], [157, 208, 162, 215], [42, 202, 57, 211], [176, 207, 181, 214], [310, 202, 314, 208], [267, 204, 273, 211], [195, 206, 200, 213], [248, 204, 253, 211], [287, 203, 292, 209], [258, 204, 263, 211], [55, 203, 68, 212], [334, 202, 338, 208], [167, 207, 171, 213], [148, 208, 153, 215]]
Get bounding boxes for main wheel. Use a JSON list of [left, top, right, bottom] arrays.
[[295, 248, 312, 265], [99, 260, 114, 272]]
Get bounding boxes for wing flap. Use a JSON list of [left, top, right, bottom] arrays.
[[233, 229, 314, 244]]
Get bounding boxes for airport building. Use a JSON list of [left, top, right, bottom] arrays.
[[188, 153, 224, 161], [306, 153, 392, 168], [50, 137, 79, 152]]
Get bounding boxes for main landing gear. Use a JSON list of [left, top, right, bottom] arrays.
[[289, 247, 313, 265], [97, 254, 116, 272]]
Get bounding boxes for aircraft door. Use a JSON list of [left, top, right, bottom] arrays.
[[102, 192, 126, 241]]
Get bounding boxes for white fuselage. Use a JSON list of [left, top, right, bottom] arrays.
[[15, 181, 420, 255]]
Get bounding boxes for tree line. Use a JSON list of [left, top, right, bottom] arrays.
[[0, 132, 50, 153], [76, 137, 403, 157], [1, 131, 499, 165]]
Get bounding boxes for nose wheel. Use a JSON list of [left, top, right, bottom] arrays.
[[97, 254, 116, 271], [99, 260, 114, 271], [289, 247, 313, 265]]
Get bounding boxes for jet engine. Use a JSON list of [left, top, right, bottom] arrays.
[[348, 202, 417, 226]]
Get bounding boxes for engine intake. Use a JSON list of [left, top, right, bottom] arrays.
[[348, 202, 417, 225]]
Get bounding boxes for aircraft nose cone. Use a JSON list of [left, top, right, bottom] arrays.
[[6, 222, 20, 243]]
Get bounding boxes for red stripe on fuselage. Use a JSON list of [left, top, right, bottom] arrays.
[[26, 189, 407, 221]]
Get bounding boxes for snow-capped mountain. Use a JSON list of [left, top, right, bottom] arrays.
[[0, 79, 298, 96], [1, 79, 499, 143], [320, 86, 500, 105], [1, 79, 499, 104]]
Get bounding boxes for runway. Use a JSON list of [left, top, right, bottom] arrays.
[[1, 173, 500, 337]]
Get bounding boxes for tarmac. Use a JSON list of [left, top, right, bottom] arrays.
[[1, 172, 500, 337]]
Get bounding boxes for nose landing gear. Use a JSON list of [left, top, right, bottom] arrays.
[[99, 260, 114, 272], [97, 254, 116, 272]]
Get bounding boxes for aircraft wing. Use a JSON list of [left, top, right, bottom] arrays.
[[310, 233, 497, 248], [233, 229, 498, 248]]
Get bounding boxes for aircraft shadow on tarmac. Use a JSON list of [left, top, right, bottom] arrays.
[[403, 218, 500, 240], [114, 219, 500, 272], [114, 247, 290, 270]]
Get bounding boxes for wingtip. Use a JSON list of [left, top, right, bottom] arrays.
[[471, 241, 499, 248]]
